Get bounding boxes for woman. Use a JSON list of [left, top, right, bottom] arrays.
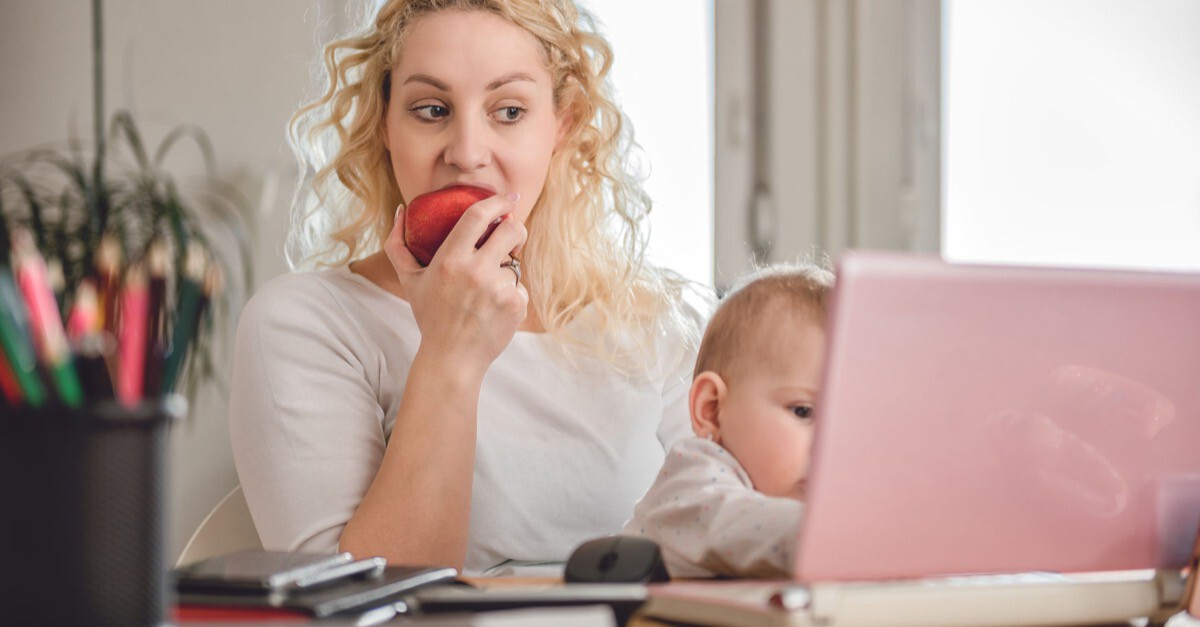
[[229, 0, 703, 575]]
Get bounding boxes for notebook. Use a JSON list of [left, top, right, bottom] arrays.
[[643, 251, 1200, 626]]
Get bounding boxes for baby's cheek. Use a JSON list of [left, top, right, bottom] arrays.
[[748, 442, 801, 497], [796, 423, 816, 475]]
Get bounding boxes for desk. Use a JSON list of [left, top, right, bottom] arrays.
[[177, 576, 1198, 626]]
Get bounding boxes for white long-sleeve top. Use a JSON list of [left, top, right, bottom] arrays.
[[623, 437, 804, 578], [228, 265, 697, 575]]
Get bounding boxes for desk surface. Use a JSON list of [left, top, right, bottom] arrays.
[[465, 577, 1200, 627], [177, 576, 1196, 626]]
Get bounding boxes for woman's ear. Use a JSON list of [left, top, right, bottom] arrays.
[[689, 371, 727, 443]]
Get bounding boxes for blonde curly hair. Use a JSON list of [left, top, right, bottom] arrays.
[[287, 0, 701, 373]]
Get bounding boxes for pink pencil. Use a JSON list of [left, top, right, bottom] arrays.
[[12, 230, 84, 407], [12, 231, 67, 366], [66, 280, 100, 343], [117, 265, 148, 407]]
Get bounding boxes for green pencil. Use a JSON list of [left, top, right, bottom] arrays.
[[0, 269, 47, 407], [161, 244, 205, 395]]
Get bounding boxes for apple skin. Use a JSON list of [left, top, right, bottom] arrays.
[[403, 185, 498, 266]]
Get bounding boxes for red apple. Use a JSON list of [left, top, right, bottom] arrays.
[[403, 185, 498, 266]]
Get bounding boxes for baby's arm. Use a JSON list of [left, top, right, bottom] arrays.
[[624, 438, 803, 578]]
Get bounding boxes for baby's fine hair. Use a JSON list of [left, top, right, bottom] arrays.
[[693, 261, 835, 381]]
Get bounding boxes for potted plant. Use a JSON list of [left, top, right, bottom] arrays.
[[0, 111, 254, 404], [0, 1, 252, 406], [0, 2, 255, 624]]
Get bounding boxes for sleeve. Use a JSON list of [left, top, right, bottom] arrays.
[[228, 275, 387, 553], [623, 438, 803, 579]]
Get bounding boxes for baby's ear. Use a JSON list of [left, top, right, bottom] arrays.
[[689, 371, 727, 441]]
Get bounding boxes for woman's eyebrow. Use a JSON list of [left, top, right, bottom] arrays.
[[486, 72, 536, 90], [402, 74, 449, 90], [400, 72, 536, 92]]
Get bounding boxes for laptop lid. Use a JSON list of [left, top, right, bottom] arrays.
[[795, 251, 1200, 582]]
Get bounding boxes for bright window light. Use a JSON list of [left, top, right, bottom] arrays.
[[582, 0, 715, 286], [944, 0, 1200, 272]]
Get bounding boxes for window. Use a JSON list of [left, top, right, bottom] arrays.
[[943, 0, 1200, 272], [583, 0, 715, 286]]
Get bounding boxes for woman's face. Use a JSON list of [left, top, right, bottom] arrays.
[[384, 10, 566, 224]]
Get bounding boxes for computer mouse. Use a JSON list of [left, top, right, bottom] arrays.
[[564, 535, 671, 584]]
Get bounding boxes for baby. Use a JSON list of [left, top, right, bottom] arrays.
[[624, 263, 833, 578]]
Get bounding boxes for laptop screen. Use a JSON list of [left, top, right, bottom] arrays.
[[795, 252, 1200, 582]]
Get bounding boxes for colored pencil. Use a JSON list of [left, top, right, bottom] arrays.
[[117, 264, 149, 407], [66, 280, 101, 343], [12, 231, 83, 408], [75, 333, 116, 402], [143, 241, 170, 396], [0, 342, 22, 405], [161, 243, 206, 395], [47, 257, 66, 311], [95, 234, 122, 338], [67, 280, 114, 401], [0, 268, 46, 407]]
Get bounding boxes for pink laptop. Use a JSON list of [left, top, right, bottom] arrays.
[[641, 252, 1199, 625], [796, 251, 1200, 583]]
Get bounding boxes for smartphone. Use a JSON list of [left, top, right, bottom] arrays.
[[174, 550, 356, 593], [290, 556, 387, 591]]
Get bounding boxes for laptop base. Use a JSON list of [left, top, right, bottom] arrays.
[[642, 569, 1184, 627]]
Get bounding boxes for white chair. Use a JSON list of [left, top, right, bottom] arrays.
[[176, 485, 263, 567]]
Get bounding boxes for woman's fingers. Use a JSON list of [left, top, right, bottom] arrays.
[[386, 195, 526, 360], [385, 206, 424, 275], [476, 214, 527, 263], [438, 192, 519, 258]]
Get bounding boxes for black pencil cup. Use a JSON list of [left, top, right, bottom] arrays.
[[0, 398, 184, 626]]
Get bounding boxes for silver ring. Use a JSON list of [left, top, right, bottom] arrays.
[[501, 255, 521, 286]]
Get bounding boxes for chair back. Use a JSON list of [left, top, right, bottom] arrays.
[[176, 485, 262, 567]]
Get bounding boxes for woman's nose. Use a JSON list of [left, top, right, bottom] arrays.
[[443, 115, 491, 171]]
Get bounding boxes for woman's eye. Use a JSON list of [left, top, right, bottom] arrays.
[[790, 405, 814, 420], [493, 106, 525, 123], [411, 104, 449, 122]]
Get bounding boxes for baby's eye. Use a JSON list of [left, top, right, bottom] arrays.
[[790, 405, 814, 420], [492, 106, 526, 123], [411, 104, 450, 122]]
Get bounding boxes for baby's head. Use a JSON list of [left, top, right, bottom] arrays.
[[690, 263, 834, 500]]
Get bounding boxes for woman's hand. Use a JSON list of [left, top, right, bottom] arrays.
[[343, 195, 526, 571], [384, 192, 528, 375]]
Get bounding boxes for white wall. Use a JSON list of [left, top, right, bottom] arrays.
[[0, 0, 332, 558]]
